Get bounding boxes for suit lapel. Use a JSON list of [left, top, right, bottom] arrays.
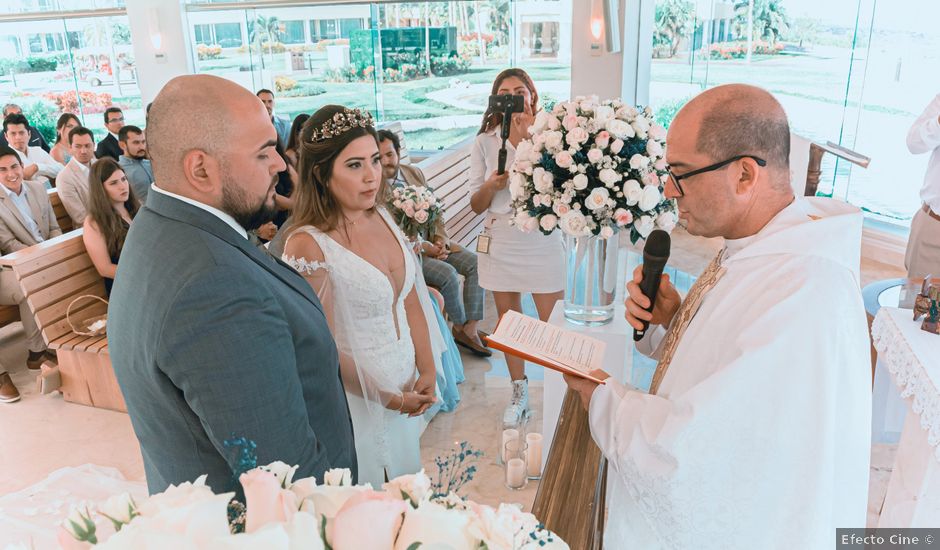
[[0, 188, 30, 234], [146, 190, 324, 314]]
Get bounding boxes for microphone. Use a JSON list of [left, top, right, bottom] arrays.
[[633, 229, 671, 342]]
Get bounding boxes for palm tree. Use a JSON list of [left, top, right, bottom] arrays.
[[249, 15, 282, 69], [653, 0, 695, 58], [733, 0, 789, 46]]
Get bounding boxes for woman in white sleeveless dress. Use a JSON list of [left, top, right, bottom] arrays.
[[281, 105, 438, 486]]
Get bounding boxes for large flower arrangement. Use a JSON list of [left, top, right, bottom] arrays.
[[57, 463, 567, 549], [509, 95, 678, 244]]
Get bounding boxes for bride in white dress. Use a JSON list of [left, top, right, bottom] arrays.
[[282, 105, 438, 486]]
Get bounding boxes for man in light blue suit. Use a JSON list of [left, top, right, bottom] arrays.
[[257, 88, 291, 146], [108, 75, 357, 495]]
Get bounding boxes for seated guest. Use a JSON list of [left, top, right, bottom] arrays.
[[3, 114, 63, 185], [50, 113, 80, 165], [95, 107, 125, 161], [256, 88, 290, 145], [0, 145, 62, 404], [0, 104, 50, 152], [58, 126, 97, 226], [377, 129, 490, 357], [118, 125, 153, 203], [83, 158, 139, 296], [284, 113, 309, 168]]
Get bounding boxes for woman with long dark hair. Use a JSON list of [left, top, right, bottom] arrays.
[[284, 113, 310, 168], [468, 68, 565, 427], [82, 157, 140, 296], [50, 113, 80, 165], [282, 105, 446, 486]]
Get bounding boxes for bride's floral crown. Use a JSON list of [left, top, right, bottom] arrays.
[[310, 108, 375, 142]]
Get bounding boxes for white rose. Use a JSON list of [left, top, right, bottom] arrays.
[[623, 179, 643, 206], [554, 151, 573, 169], [635, 215, 655, 238], [646, 140, 663, 157], [539, 214, 559, 232], [509, 172, 527, 200], [604, 119, 634, 140], [384, 469, 432, 506], [553, 202, 571, 216], [629, 154, 649, 170], [516, 140, 533, 162], [599, 225, 615, 239], [586, 148, 603, 164], [598, 168, 621, 187], [543, 131, 563, 151], [62, 502, 97, 542], [261, 461, 299, 488], [656, 210, 678, 232], [136, 476, 217, 517], [565, 126, 589, 146], [468, 503, 540, 550], [648, 123, 667, 141], [394, 502, 478, 550], [303, 485, 371, 521], [638, 184, 662, 212], [572, 173, 589, 190], [323, 468, 352, 487], [530, 111, 550, 134], [593, 105, 615, 125], [534, 170, 554, 194], [99, 492, 138, 526], [585, 188, 610, 211], [610, 139, 624, 154], [559, 211, 589, 236], [632, 116, 651, 132], [547, 115, 561, 131], [289, 476, 320, 502]]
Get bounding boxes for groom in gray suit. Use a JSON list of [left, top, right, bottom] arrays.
[[108, 75, 356, 494]]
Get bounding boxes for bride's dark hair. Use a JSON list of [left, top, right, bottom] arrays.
[[288, 104, 380, 234]]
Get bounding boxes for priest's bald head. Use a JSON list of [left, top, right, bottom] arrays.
[[147, 74, 285, 230], [665, 84, 795, 239]]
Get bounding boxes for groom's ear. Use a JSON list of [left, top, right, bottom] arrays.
[[182, 149, 220, 195]]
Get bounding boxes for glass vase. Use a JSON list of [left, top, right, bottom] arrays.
[[563, 233, 618, 326]]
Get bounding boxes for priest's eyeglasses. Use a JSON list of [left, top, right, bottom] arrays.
[[667, 155, 767, 196]]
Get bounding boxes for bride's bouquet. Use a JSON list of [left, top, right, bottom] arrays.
[[57, 462, 568, 549], [509, 95, 677, 243], [388, 183, 443, 240]]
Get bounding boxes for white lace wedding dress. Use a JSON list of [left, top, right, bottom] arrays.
[[283, 208, 423, 487]]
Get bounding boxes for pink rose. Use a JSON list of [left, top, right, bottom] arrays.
[[403, 203, 416, 217], [642, 172, 660, 187], [240, 469, 298, 533], [330, 491, 407, 550], [554, 151, 573, 169], [414, 210, 429, 224], [553, 202, 571, 216], [654, 158, 667, 171], [565, 127, 589, 146], [595, 130, 610, 149], [614, 208, 633, 226], [610, 139, 624, 154], [562, 114, 579, 131], [587, 148, 603, 164]]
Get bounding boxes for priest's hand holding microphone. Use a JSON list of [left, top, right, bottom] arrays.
[[564, 230, 680, 409]]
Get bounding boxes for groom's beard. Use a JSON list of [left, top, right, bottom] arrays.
[[221, 174, 279, 231]]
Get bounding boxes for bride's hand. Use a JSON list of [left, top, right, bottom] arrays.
[[410, 373, 437, 417], [391, 391, 435, 416]]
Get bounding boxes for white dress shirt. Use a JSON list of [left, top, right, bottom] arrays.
[[16, 145, 63, 180], [469, 130, 515, 214], [151, 184, 248, 240], [907, 93, 940, 213]]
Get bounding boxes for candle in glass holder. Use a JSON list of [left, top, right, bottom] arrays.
[[501, 428, 519, 463], [506, 457, 526, 488], [525, 432, 543, 478]]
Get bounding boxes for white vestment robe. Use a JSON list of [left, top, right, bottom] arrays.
[[591, 197, 872, 549]]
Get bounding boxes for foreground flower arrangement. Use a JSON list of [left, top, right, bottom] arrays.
[[388, 183, 443, 240], [509, 95, 677, 243], [58, 462, 568, 549]]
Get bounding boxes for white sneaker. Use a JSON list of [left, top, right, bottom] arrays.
[[502, 378, 530, 427]]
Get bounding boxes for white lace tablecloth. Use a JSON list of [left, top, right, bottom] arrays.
[[871, 307, 940, 460], [0, 465, 146, 550]]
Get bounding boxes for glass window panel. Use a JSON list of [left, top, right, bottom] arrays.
[[281, 20, 305, 44], [194, 24, 211, 45], [339, 18, 363, 38], [214, 22, 242, 48], [319, 20, 339, 40], [28, 34, 43, 53]]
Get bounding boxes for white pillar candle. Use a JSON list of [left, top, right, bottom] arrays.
[[525, 432, 543, 478], [501, 428, 519, 463], [506, 457, 526, 488]]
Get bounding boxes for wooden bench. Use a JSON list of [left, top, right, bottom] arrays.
[[418, 139, 485, 249], [7, 229, 125, 412], [48, 187, 74, 233]]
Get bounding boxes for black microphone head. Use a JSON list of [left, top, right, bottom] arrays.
[[643, 229, 671, 263]]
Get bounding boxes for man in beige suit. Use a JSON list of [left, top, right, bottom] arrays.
[[0, 145, 61, 403], [57, 126, 96, 226]]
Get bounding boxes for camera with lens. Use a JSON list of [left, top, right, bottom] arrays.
[[488, 93, 525, 115]]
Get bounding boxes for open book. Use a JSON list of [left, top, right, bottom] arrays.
[[484, 310, 607, 384]]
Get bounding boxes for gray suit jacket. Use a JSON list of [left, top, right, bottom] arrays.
[[0, 179, 63, 254], [57, 158, 93, 226], [108, 189, 357, 495]]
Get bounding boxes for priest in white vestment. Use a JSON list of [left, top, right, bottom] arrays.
[[565, 84, 872, 549]]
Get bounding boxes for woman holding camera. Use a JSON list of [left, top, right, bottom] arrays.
[[469, 68, 565, 427]]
